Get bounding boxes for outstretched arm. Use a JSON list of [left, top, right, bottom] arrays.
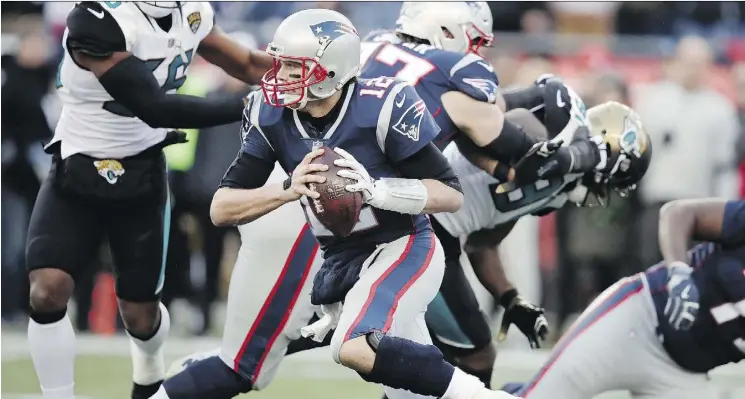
[[658, 198, 730, 265], [67, 2, 244, 129], [197, 25, 274, 85]]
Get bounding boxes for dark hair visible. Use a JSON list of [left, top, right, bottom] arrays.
[[396, 32, 430, 46]]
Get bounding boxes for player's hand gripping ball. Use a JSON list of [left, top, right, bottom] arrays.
[[307, 146, 363, 237]]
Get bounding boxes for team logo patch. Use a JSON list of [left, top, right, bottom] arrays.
[[93, 160, 125, 185], [187, 11, 201, 34], [392, 98, 426, 142], [309, 20, 357, 45], [462, 78, 498, 103], [620, 116, 645, 156]]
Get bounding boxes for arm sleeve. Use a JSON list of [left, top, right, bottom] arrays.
[[449, 53, 500, 104], [66, 2, 127, 58], [721, 200, 745, 248], [220, 111, 277, 189], [219, 151, 274, 189], [394, 142, 462, 193], [97, 55, 245, 128], [381, 83, 441, 162]]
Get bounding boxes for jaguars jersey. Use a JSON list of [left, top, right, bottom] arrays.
[[645, 200, 745, 373], [51, 1, 214, 159], [239, 77, 440, 256], [359, 32, 499, 150], [432, 142, 582, 236]]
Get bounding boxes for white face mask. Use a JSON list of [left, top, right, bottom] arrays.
[[136, 2, 178, 18]]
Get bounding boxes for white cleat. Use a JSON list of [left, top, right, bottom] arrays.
[[165, 348, 221, 378], [473, 388, 520, 399]]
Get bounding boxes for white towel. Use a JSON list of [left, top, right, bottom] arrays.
[[300, 302, 343, 343]]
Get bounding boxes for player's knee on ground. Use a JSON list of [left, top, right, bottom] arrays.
[[338, 332, 456, 397], [118, 300, 161, 336], [28, 268, 74, 313], [163, 355, 252, 398]]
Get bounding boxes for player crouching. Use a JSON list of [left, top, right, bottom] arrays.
[[503, 197, 743, 399], [151, 8, 516, 399]]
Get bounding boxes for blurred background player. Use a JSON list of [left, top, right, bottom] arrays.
[[24, 1, 272, 398], [504, 201, 744, 398]]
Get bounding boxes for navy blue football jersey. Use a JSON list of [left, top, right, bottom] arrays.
[[360, 33, 499, 150], [645, 200, 745, 373], [240, 78, 440, 257]]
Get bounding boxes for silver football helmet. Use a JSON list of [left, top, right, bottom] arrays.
[[261, 9, 361, 109], [136, 1, 179, 18], [395, 1, 493, 54]]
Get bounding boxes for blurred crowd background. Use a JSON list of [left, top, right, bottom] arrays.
[[2, 1, 745, 343]]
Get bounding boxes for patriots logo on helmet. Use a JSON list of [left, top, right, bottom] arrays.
[[463, 78, 498, 103], [309, 21, 357, 43], [392, 98, 426, 142]]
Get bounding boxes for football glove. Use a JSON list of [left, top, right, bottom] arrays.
[[664, 262, 700, 331], [498, 289, 549, 349]]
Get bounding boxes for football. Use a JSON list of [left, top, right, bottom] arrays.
[[306, 147, 364, 237]]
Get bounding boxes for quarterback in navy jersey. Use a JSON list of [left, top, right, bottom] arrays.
[[503, 199, 744, 399], [153, 8, 515, 399]]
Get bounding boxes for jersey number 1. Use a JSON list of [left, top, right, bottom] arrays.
[[103, 49, 194, 118]]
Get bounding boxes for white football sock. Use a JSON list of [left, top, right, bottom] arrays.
[[442, 367, 486, 399], [28, 314, 76, 399], [128, 302, 171, 385]]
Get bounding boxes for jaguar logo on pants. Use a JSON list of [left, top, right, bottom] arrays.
[[93, 160, 125, 185]]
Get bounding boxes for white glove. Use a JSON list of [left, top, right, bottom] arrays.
[[664, 262, 700, 331], [333, 147, 381, 207]]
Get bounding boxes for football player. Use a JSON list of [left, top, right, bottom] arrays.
[[152, 8, 514, 399], [359, 2, 612, 388], [25, 2, 272, 399], [504, 197, 743, 399], [360, 1, 606, 190]]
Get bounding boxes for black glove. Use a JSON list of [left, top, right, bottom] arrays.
[[496, 138, 572, 193], [498, 289, 549, 349]]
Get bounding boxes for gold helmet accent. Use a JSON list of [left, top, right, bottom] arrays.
[[581, 101, 653, 205]]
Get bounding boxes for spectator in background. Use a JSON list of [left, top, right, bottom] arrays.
[[1, 22, 55, 320], [614, 2, 675, 36], [635, 35, 740, 266]]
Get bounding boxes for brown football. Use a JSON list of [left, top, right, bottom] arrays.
[[306, 146, 364, 237]]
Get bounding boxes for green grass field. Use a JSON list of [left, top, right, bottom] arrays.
[[3, 332, 744, 399], [1, 355, 382, 399]]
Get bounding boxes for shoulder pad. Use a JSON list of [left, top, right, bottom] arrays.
[[182, 1, 215, 40], [66, 1, 127, 57], [353, 77, 411, 128], [363, 30, 400, 44], [446, 52, 499, 103], [245, 90, 283, 129]]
